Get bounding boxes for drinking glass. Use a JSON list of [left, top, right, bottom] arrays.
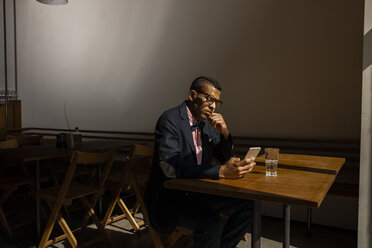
[[265, 148, 279, 176]]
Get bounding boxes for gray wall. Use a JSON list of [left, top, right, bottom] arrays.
[[0, 0, 364, 139]]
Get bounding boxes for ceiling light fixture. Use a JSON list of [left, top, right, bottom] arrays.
[[36, 0, 68, 5]]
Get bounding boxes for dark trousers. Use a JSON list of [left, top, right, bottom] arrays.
[[177, 193, 253, 248]]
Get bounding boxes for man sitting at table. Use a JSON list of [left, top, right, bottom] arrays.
[[144, 76, 256, 248]]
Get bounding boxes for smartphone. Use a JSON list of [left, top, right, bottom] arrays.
[[244, 147, 261, 160]]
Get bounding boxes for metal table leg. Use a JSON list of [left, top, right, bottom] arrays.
[[283, 204, 290, 248], [252, 201, 261, 248], [98, 163, 102, 216], [36, 160, 41, 239], [307, 207, 312, 237]]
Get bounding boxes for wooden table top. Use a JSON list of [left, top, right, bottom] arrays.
[[255, 154, 345, 175], [0, 140, 132, 162], [0, 145, 71, 162], [78, 140, 132, 152], [165, 165, 335, 208], [165, 154, 346, 208]]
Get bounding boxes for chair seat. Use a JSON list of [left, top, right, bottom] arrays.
[[36, 182, 105, 206], [54, 167, 96, 179]]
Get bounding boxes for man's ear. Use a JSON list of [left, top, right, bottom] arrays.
[[188, 90, 197, 101]]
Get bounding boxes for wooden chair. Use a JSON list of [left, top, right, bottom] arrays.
[[5, 134, 42, 178], [127, 144, 193, 248], [0, 139, 35, 236], [0, 138, 31, 177], [7, 134, 42, 146], [102, 159, 145, 232], [36, 149, 115, 248], [0, 138, 18, 149]]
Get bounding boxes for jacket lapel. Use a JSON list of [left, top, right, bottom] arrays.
[[178, 102, 196, 158]]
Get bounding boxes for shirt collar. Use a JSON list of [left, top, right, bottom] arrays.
[[186, 105, 198, 127]]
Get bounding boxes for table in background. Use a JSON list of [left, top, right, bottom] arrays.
[[164, 154, 345, 248]]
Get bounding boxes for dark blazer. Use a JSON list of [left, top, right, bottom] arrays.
[[144, 101, 234, 232]]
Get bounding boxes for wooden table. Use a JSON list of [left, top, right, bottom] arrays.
[[256, 153, 346, 239], [164, 154, 345, 248], [78, 139, 132, 153], [0, 140, 132, 238]]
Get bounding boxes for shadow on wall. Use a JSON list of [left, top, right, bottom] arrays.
[[22, 1, 265, 132], [119, 1, 269, 131], [364, 28, 372, 70]]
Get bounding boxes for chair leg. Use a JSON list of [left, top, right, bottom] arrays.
[[38, 201, 63, 248], [132, 199, 140, 215], [102, 192, 142, 231], [164, 226, 193, 248], [102, 196, 118, 227], [0, 188, 14, 204], [149, 226, 165, 248], [118, 198, 141, 231], [80, 192, 101, 228], [56, 215, 78, 248], [0, 206, 12, 236], [0, 188, 17, 236], [164, 230, 183, 248], [80, 197, 111, 245]]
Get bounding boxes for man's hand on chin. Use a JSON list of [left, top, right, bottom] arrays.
[[208, 113, 229, 139]]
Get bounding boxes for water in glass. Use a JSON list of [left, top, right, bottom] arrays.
[[265, 159, 278, 176]]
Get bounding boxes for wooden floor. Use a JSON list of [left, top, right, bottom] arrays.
[[0, 213, 357, 248]]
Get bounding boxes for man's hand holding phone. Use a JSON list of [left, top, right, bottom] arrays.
[[219, 157, 256, 179], [219, 147, 261, 179]]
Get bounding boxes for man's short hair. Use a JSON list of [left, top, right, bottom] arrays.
[[190, 76, 222, 92]]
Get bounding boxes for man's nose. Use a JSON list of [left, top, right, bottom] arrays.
[[209, 102, 216, 110]]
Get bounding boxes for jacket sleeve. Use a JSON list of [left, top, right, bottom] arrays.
[[156, 114, 221, 179], [213, 132, 234, 165]]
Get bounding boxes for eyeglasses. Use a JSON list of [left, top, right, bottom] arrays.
[[198, 90, 223, 108]]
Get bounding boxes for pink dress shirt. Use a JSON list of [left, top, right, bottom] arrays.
[[186, 106, 202, 165]]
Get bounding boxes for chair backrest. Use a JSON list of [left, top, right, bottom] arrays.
[[56, 149, 116, 206], [76, 149, 116, 188], [7, 134, 42, 146], [0, 139, 18, 149]]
